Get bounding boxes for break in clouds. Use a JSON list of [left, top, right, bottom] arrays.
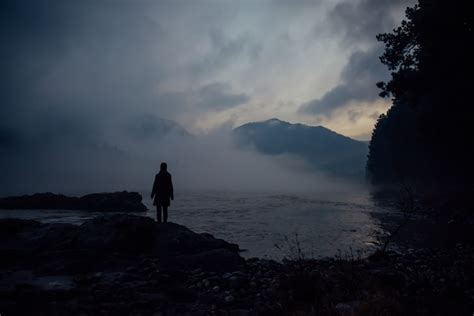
[[0, 0, 413, 195]]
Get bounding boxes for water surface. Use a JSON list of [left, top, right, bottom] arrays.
[[0, 190, 394, 260]]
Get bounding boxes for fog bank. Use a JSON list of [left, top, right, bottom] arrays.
[[0, 125, 365, 196]]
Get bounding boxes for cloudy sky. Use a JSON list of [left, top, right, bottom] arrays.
[[0, 0, 416, 195], [2, 0, 414, 140]]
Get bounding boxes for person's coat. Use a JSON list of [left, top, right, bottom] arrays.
[[151, 171, 174, 206]]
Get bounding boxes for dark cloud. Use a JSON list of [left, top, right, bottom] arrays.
[[0, 127, 21, 151], [300, 0, 415, 116], [188, 29, 262, 79], [0, 0, 166, 130], [300, 46, 386, 115], [0, 1, 172, 194], [0, 1, 255, 139], [196, 82, 249, 111], [328, 0, 413, 44], [347, 109, 364, 123]]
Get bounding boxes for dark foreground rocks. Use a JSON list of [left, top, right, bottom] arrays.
[[0, 215, 473, 315], [0, 191, 147, 211]]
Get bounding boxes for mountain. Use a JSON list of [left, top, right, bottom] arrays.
[[233, 118, 368, 178], [126, 115, 191, 140]]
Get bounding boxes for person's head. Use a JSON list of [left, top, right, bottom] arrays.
[[160, 162, 167, 172]]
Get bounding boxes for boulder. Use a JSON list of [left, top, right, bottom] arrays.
[[0, 191, 147, 212], [75, 214, 157, 252], [0, 214, 242, 272], [75, 215, 240, 255], [164, 248, 246, 272], [0, 219, 77, 252], [154, 223, 240, 255], [78, 192, 147, 211]]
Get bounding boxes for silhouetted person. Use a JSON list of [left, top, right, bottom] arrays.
[[151, 162, 174, 223]]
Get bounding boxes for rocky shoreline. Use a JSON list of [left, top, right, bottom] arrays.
[[0, 191, 147, 212], [1, 214, 473, 315]]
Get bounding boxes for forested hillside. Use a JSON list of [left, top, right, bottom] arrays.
[[367, 0, 474, 192]]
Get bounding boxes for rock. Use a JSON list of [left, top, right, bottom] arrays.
[[212, 285, 220, 293], [126, 267, 138, 274], [75, 215, 158, 253], [191, 268, 203, 274], [0, 215, 244, 273], [0, 219, 77, 255], [229, 309, 250, 316], [155, 225, 240, 255], [76, 215, 240, 256], [165, 249, 245, 272], [369, 268, 406, 288], [334, 301, 360, 316], [229, 275, 245, 289], [135, 292, 166, 303], [31, 275, 76, 291], [0, 191, 147, 212], [225, 295, 235, 303], [334, 302, 352, 315]]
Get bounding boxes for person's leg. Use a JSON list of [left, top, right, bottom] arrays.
[[163, 206, 168, 223], [156, 206, 162, 223]]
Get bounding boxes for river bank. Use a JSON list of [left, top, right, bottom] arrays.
[[1, 214, 473, 315]]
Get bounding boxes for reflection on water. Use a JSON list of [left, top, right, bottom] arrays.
[[0, 190, 394, 260]]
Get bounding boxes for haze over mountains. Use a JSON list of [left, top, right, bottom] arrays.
[[124, 116, 368, 179], [233, 118, 368, 178], [147, 116, 368, 179], [126, 115, 191, 141], [0, 115, 367, 196]]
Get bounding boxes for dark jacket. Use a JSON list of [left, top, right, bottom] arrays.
[[151, 171, 174, 206]]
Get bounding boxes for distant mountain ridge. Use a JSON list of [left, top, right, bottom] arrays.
[[127, 115, 191, 140], [233, 118, 368, 178]]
